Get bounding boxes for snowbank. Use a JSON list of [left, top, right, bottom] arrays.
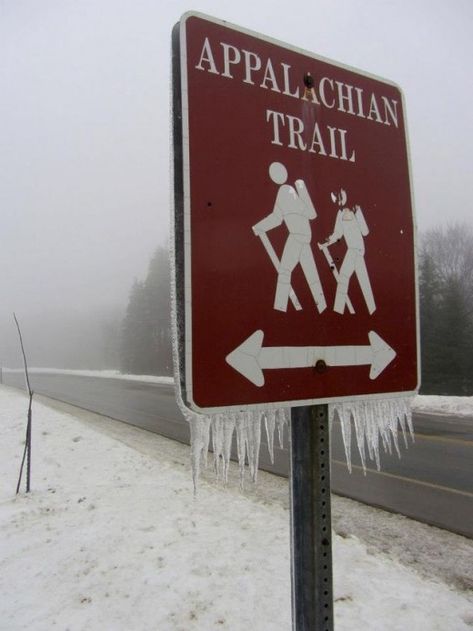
[[3, 368, 473, 417], [1, 386, 472, 630], [412, 395, 473, 418], [2, 367, 174, 385]]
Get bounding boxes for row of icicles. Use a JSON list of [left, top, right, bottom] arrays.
[[183, 398, 414, 490]]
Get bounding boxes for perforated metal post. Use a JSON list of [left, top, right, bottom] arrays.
[[290, 404, 333, 631]]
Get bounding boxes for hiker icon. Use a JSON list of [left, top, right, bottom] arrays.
[[252, 162, 327, 314], [318, 188, 376, 315]]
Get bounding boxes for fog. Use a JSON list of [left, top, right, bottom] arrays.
[[1, 0, 471, 369]]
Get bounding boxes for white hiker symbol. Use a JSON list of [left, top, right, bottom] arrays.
[[319, 189, 376, 315], [252, 162, 327, 314]]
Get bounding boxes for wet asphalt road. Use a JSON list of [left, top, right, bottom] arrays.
[[2, 370, 472, 537]]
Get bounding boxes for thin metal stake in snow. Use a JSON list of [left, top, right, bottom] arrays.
[[14, 313, 34, 494], [290, 404, 333, 631]]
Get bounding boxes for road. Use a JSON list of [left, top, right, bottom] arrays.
[[2, 369, 472, 537]]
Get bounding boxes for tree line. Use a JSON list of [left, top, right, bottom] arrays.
[[120, 224, 473, 395]]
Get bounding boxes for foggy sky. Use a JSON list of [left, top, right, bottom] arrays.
[[1, 0, 472, 354]]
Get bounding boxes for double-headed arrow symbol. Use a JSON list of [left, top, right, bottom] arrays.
[[226, 330, 396, 387]]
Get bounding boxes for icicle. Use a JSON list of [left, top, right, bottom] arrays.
[[364, 400, 380, 470], [330, 397, 415, 474], [276, 408, 288, 448], [211, 414, 225, 481], [387, 400, 401, 459], [250, 412, 262, 483], [379, 402, 393, 456], [264, 411, 276, 464], [398, 407, 409, 449], [338, 403, 353, 473], [201, 416, 211, 469], [222, 414, 236, 485], [188, 414, 208, 494], [383, 400, 393, 439], [361, 402, 373, 464], [402, 398, 415, 442], [245, 413, 256, 482], [253, 423, 261, 483], [235, 413, 248, 490], [350, 404, 367, 474]]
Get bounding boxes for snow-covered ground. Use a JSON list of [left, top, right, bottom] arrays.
[[1, 386, 472, 630]]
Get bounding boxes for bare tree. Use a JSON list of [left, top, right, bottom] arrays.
[[420, 222, 473, 310]]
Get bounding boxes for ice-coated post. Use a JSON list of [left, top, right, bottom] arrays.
[[290, 404, 333, 631]]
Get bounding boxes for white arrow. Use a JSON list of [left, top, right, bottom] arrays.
[[226, 330, 396, 387]]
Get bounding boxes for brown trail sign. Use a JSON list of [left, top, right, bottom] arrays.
[[172, 12, 418, 631], [173, 13, 418, 415]]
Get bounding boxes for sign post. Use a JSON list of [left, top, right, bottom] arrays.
[[291, 404, 333, 630], [172, 12, 418, 631]]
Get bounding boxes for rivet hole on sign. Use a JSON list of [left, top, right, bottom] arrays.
[[315, 359, 328, 374], [303, 72, 314, 89], [303, 72, 316, 100]]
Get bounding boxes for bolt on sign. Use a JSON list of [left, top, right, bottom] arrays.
[[172, 12, 419, 414]]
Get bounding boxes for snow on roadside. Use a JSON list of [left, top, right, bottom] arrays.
[[1, 386, 472, 630], [3, 368, 473, 417], [412, 394, 473, 418]]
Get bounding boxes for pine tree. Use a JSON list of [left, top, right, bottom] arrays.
[[120, 246, 172, 376], [434, 277, 473, 395], [143, 246, 172, 375], [418, 251, 441, 393], [120, 280, 149, 374]]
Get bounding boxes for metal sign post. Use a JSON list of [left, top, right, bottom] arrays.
[[290, 405, 333, 631]]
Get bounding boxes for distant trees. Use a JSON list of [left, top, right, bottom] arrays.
[[120, 245, 172, 376], [419, 223, 473, 395]]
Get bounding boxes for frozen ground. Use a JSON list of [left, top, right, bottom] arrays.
[[1, 385, 472, 630]]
